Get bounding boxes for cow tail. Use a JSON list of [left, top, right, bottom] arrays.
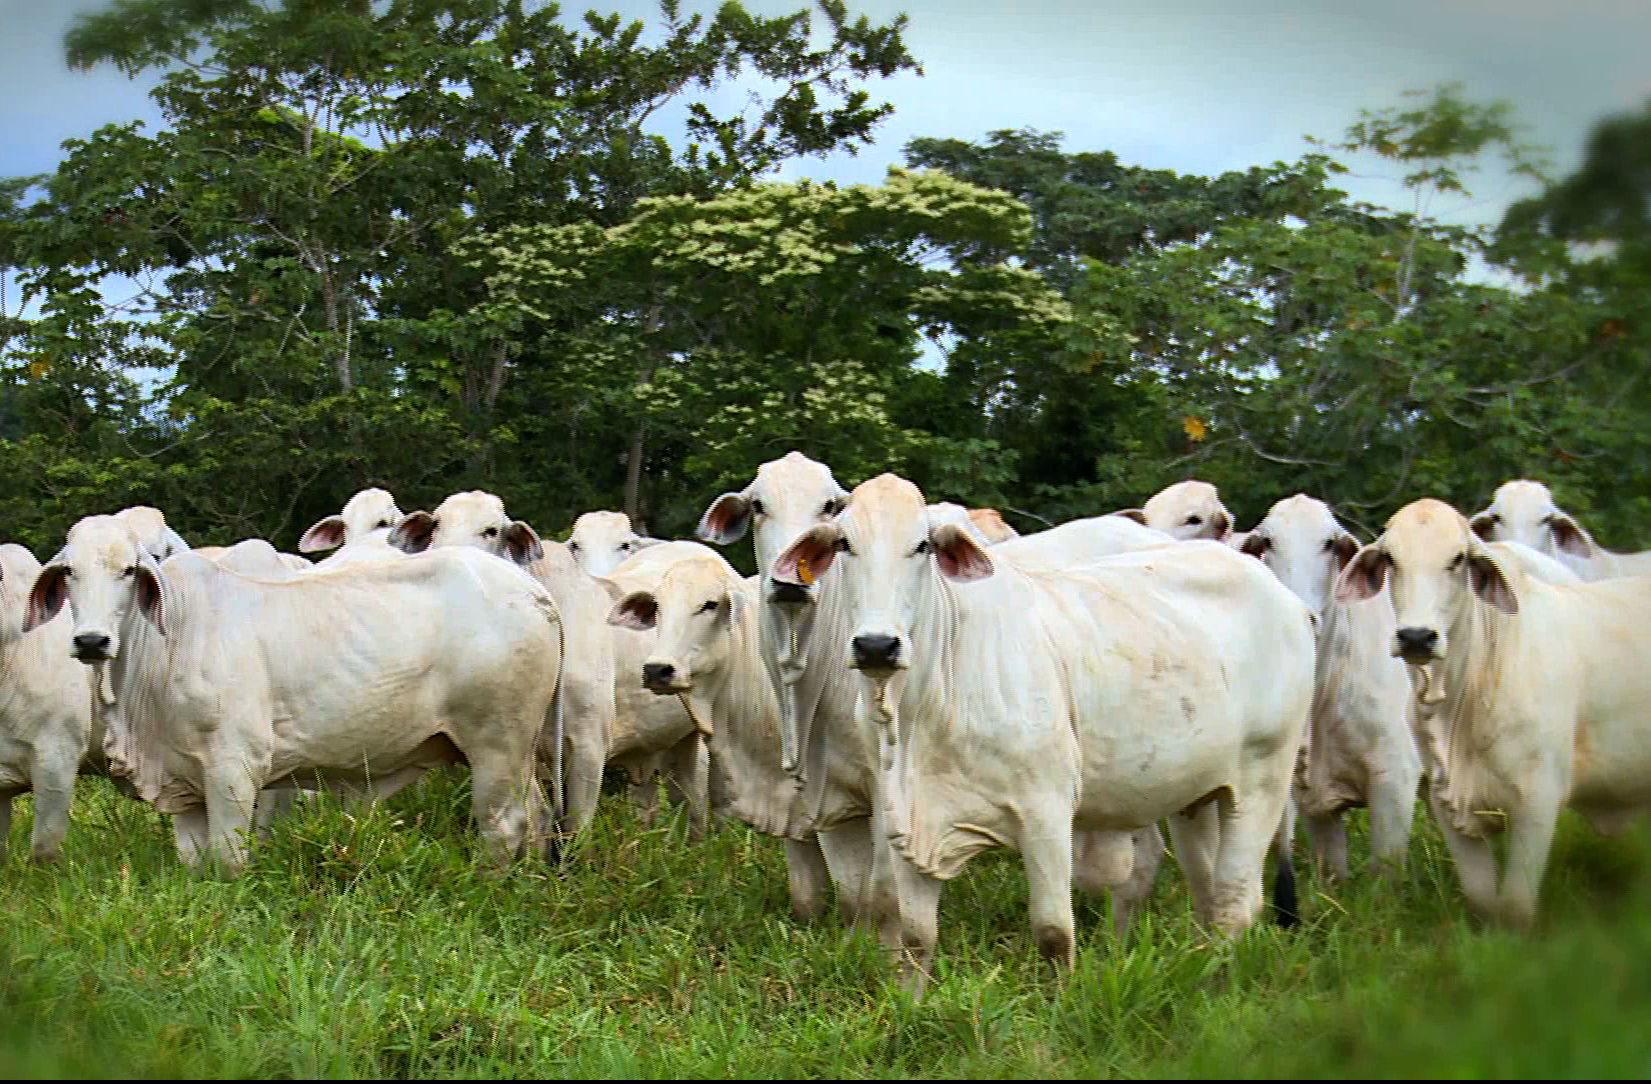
[[1270, 799, 1300, 929]]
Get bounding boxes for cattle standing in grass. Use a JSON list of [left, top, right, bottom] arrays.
[[1469, 479, 1651, 582], [770, 474, 1313, 993], [1336, 497, 1651, 928], [1242, 494, 1420, 879], [27, 515, 562, 875]]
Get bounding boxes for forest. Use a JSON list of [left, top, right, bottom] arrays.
[[2, 0, 1647, 562]]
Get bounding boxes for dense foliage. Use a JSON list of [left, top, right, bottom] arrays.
[[2, 2, 1648, 556]]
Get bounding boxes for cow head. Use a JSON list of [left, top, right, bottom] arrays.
[[389, 490, 543, 566], [772, 474, 992, 675], [1335, 498, 1517, 665], [25, 515, 167, 661], [1468, 478, 1594, 560], [608, 552, 748, 697], [697, 451, 849, 606], [300, 487, 403, 553], [112, 505, 191, 561], [1140, 480, 1233, 541], [569, 510, 659, 577], [1243, 494, 1361, 621]]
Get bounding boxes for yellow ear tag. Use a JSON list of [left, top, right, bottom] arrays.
[[797, 557, 815, 586]]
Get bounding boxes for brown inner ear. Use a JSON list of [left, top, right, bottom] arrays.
[[1115, 508, 1147, 525], [774, 529, 838, 586], [698, 494, 751, 544], [612, 593, 659, 631], [1239, 533, 1269, 559], [1469, 554, 1520, 615], [1548, 516, 1592, 557], [503, 521, 543, 566], [24, 565, 69, 633], [135, 566, 166, 634], [389, 513, 436, 553], [1468, 512, 1498, 541], [1330, 534, 1359, 571]]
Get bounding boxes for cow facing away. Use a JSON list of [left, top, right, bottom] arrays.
[[1469, 479, 1651, 582], [0, 544, 95, 863], [1336, 497, 1651, 928], [25, 515, 563, 875], [772, 474, 1313, 993], [1242, 494, 1420, 879], [568, 511, 661, 577]]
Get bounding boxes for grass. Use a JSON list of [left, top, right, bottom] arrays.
[[3, 771, 1650, 1078]]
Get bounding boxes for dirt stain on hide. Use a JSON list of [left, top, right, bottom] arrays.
[[1180, 695, 1196, 723]]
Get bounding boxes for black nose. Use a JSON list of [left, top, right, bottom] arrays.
[[642, 662, 676, 688], [851, 634, 901, 668], [769, 581, 809, 604], [1395, 627, 1439, 656], [72, 632, 111, 656]]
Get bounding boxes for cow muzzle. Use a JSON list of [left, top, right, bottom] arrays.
[[1393, 626, 1441, 664], [850, 632, 904, 671], [767, 580, 812, 605], [71, 631, 114, 662], [641, 660, 691, 694]]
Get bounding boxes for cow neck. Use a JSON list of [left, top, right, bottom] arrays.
[[1416, 580, 1515, 838]]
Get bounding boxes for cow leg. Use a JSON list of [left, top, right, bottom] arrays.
[[1303, 812, 1349, 882], [27, 764, 76, 865], [1366, 771, 1417, 877], [561, 731, 605, 837], [1072, 828, 1133, 898], [663, 733, 710, 841], [252, 787, 301, 841], [1498, 793, 1562, 931], [890, 854, 944, 1000], [202, 761, 260, 876], [469, 749, 546, 867], [1166, 801, 1221, 922], [628, 778, 661, 824], [1427, 788, 1500, 921], [1022, 814, 1078, 972], [816, 817, 877, 926], [783, 836, 833, 923], [864, 807, 905, 951], [1209, 772, 1293, 937], [0, 790, 14, 863], [171, 806, 212, 870], [1111, 824, 1166, 938]]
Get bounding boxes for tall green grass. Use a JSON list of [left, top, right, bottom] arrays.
[[3, 772, 1649, 1078]]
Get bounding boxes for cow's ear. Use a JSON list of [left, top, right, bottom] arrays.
[[299, 515, 346, 553], [1329, 532, 1359, 571], [388, 511, 435, 554], [1211, 509, 1232, 541], [1240, 532, 1270, 559], [134, 562, 167, 635], [608, 591, 658, 631], [502, 520, 543, 566], [698, 493, 751, 545], [773, 524, 842, 589], [1115, 508, 1148, 526], [23, 564, 70, 633], [1548, 515, 1593, 558], [1334, 545, 1389, 602], [931, 523, 994, 583], [725, 586, 748, 624], [158, 526, 191, 559], [1468, 511, 1498, 541], [1468, 553, 1519, 615]]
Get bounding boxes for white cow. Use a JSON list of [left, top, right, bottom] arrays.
[[391, 491, 704, 836], [1119, 480, 1235, 541], [607, 544, 846, 920], [924, 504, 1023, 547], [771, 473, 1313, 992], [112, 506, 191, 561], [1241, 494, 1419, 878], [568, 510, 660, 577], [25, 515, 562, 874], [1336, 497, 1651, 928], [1469, 479, 1651, 582], [299, 488, 407, 570], [0, 544, 95, 863]]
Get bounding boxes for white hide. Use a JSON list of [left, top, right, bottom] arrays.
[[1128, 480, 1234, 541], [771, 474, 1314, 992], [1243, 494, 1419, 878], [1470, 479, 1651, 582], [1336, 497, 1651, 929], [113, 506, 191, 561], [26, 516, 562, 874], [567, 510, 660, 577], [0, 543, 95, 862]]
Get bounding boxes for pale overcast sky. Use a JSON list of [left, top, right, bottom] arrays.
[[2, 0, 1647, 232]]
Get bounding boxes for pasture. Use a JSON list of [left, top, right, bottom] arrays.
[[3, 771, 1648, 1078]]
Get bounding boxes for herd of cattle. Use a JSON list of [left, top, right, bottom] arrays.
[[2, 453, 1649, 994]]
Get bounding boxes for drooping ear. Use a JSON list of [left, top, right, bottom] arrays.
[[1239, 532, 1271, 559], [697, 493, 751, 545], [1334, 545, 1389, 602], [596, 576, 627, 604], [133, 562, 167, 635], [608, 591, 659, 631], [23, 564, 70, 633], [1468, 511, 1499, 541], [635, 536, 663, 551], [1329, 532, 1360, 571], [298, 515, 346, 553], [773, 524, 842, 589], [388, 511, 436, 554], [157, 526, 191, 559], [502, 520, 544, 566], [1547, 515, 1593, 558], [1115, 508, 1148, 525], [1468, 553, 1519, 615], [931, 523, 994, 583], [725, 586, 748, 624], [1210, 509, 1232, 541]]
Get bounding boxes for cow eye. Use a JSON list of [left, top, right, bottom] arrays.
[[751, 499, 766, 516], [568, 541, 581, 555], [618, 541, 632, 552], [375, 519, 389, 529], [1321, 538, 1336, 552], [482, 526, 499, 539], [913, 538, 931, 556], [833, 536, 853, 554], [122, 566, 137, 578], [1186, 515, 1202, 526], [1449, 553, 1465, 571], [820, 497, 844, 516], [698, 599, 719, 614]]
